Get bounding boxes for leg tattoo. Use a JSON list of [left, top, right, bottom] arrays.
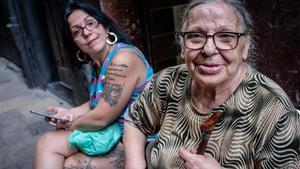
[[64, 157, 95, 169]]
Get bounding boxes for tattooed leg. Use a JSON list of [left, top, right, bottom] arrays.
[[106, 144, 125, 169], [64, 157, 95, 169], [64, 143, 125, 169]]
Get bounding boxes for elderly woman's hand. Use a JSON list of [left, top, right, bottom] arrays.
[[179, 147, 222, 169]]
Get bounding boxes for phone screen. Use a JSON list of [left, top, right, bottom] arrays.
[[30, 111, 69, 121]]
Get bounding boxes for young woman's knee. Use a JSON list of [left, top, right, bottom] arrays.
[[35, 130, 68, 151], [36, 131, 54, 150]]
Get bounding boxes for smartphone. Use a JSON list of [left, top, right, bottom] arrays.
[[30, 110, 69, 121]]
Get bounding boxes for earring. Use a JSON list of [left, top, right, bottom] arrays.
[[106, 32, 118, 45], [76, 50, 87, 62]]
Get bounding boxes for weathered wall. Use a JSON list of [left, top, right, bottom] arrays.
[[100, 0, 300, 107], [101, 0, 144, 50], [247, 0, 300, 107]]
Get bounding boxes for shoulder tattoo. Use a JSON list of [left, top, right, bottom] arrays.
[[103, 62, 128, 107]]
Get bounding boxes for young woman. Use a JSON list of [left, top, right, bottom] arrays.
[[34, 0, 153, 168]]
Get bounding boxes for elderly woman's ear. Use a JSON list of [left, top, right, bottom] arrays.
[[180, 47, 186, 60], [242, 37, 251, 61]]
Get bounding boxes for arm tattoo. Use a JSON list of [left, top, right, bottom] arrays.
[[103, 62, 128, 107], [106, 62, 128, 82], [110, 62, 128, 68], [103, 83, 123, 107]]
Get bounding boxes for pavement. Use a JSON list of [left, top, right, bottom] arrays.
[[0, 57, 71, 169]]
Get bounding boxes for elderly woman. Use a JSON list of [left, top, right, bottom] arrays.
[[123, 0, 300, 169]]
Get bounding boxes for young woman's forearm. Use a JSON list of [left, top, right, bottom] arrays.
[[70, 101, 90, 116]]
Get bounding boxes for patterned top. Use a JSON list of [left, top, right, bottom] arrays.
[[125, 64, 300, 169], [89, 42, 153, 134]]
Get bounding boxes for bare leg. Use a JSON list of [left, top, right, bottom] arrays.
[[34, 130, 78, 169], [64, 142, 124, 169]]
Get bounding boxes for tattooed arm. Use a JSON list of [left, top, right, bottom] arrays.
[[68, 50, 147, 132]]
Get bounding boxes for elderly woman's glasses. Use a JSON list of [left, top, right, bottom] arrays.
[[179, 32, 246, 50], [71, 17, 98, 39]]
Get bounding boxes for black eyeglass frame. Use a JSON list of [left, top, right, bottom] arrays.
[[178, 31, 246, 50], [71, 17, 99, 39]]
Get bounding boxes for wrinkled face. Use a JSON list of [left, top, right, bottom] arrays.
[[68, 9, 108, 57], [181, 1, 249, 87]]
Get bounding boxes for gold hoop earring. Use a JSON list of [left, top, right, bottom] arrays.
[[106, 32, 118, 45], [76, 50, 87, 62]]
